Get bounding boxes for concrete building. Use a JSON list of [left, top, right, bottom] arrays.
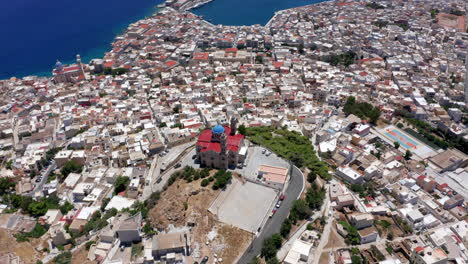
[[410, 246, 448, 264], [349, 213, 374, 230], [257, 165, 288, 190], [284, 239, 313, 264], [116, 213, 142, 245], [335, 166, 363, 184], [152, 232, 189, 260]]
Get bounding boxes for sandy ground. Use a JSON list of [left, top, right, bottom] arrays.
[[319, 252, 330, 264], [71, 248, 97, 264], [0, 229, 45, 264], [324, 223, 346, 249], [149, 175, 251, 264]]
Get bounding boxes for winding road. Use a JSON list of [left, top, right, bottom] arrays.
[[237, 165, 305, 264]]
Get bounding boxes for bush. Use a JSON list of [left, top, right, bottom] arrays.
[[53, 251, 72, 264], [261, 234, 283, 260], [114, 176, 130, 194], [201, 179, 209, 187], [60, 160, 83, 179], [85, 240, 96, 250], [280, 218, 292, 238]]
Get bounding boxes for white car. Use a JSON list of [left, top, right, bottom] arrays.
[[262, 149, 266, 154]]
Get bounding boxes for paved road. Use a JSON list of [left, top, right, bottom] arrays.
[[237, 165, 305, 264]]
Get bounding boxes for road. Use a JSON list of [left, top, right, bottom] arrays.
[[27, 161, 57, 197], [141, 142, 195, 200], [237, 165, 305, 264]]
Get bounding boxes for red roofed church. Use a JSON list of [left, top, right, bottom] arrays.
[[196, 118, 246, 169]]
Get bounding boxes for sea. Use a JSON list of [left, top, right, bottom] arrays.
[[0, 0, 323, 80]]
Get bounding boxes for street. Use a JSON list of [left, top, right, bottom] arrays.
[[237, 165, 305, 264]]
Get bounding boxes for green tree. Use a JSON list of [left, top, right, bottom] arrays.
[[200, 179, 209, 187], [114, 176, 130, 194], [307, 172, 317, 183], [238, 124, 247, 135], [393, 141, 400, 149], [404, 150, 412, 160], [387, 231, 394, 241], [351, 255, 362, 264], [60, 160, 83, 179], [280, 218, 292, 238], [0, 177, 15, 194], [289, 199, 311, 222], [53, 251, 72, 264]]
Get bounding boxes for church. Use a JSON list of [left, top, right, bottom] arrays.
[[196, 118, 246, 169]]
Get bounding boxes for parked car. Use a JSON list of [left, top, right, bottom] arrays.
[[276, 200, 282, 208], [266, 151, 271, 156], [201, 256, 209, 264], [280, 194, 286, 201], [174, 163, 181, 168], [262, 149, 266, 154]]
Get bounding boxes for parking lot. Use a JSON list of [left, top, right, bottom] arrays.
[[235, 145, 290, 181], [209, 178, 277, 233]]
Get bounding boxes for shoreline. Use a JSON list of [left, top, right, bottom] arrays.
[[5, 0, 326, 80]]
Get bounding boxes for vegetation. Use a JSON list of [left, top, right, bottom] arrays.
[[404, 150, 412, 160], [430, 9, 439, 19], [103, 67, 129, 76], [85, 240, 96, 250], [322, 51, 357, 67], [393, 141, 400, 149], [211, 170, 232, 190], [350, 182, 376, 198], [238, 124, 247, 135], [373, 20, 388, 28], [306, 183, 326, 210], [114, 176, 130, 194], [53, 251, 72, 264], [245, 126, 331, 180], [14, 223, 47, 242], [289, 199, 311, 223], [366, 2, 385, 9], [0, 177, 15, 194], [343, 96, 381, 124], [339, 221, 360, 245], [394, 20, 409, 30], [396, 110, 468, 152], [60, 160, 83, 179], [280, 218, 292, 238], [2, 194, 73, 217], [261, 233, 283, 260]]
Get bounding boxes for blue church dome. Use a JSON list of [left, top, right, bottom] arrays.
[[55, 60, 63, 68], [212, 125, 225, 134]]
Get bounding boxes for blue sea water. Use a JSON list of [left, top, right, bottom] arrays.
[[192, 0, 324, 26], [0, 0, 160, 79], [1, 0, 325, 79]]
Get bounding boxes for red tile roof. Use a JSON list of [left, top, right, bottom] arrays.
[[197, 126, 244, 153]]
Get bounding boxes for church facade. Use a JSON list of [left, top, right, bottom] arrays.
[[196, 118, 245, 169]]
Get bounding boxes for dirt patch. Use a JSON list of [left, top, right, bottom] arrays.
[[0, 229, 45, 264], [375, 215, 404, 238], [325, 224, 346, 249], [71, 248, 97, 264], [319, 251, 330, 264], [149, 177, 251, 263]]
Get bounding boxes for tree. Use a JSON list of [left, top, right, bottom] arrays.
[[387, 231, 394, 241], [60, 160, 83, 179], [307, 172, 317, 183], [0, 177, 15, 194], [200, 179, 209, 187], [280, 218, 292, 238], [114, 176, 130, 194], [238, 124, 247, 136], [289, 199, 311, 222], [404, 150, 412, 160], [393, 141, 400, 149], [351, 255, 362, 264], [261, 234, 283, 260], [396, 123, 404, 129]]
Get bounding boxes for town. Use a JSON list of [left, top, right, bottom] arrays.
[[0, 0, 467, 264]]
